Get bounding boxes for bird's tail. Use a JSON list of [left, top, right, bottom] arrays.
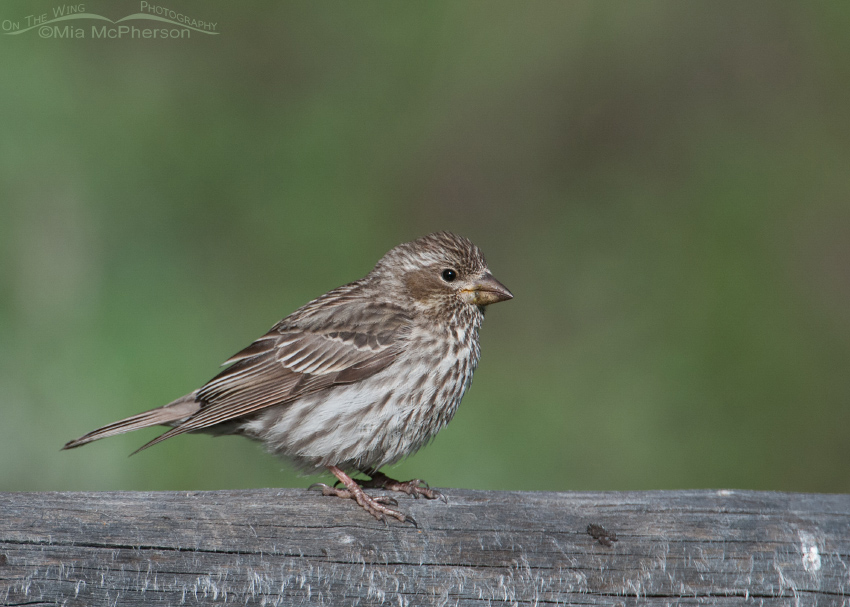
[[62, 393, 202, 450]]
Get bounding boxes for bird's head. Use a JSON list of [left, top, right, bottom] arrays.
[[371, 232, 513, 316]]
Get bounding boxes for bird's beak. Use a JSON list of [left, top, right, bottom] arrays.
[[460, 273, 514, 306]]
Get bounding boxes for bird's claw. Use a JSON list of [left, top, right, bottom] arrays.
[[388, 479, 446, 502], [359, 473, 446, 502], [312, 474, 411, 525], [309, 482, 351, 497]]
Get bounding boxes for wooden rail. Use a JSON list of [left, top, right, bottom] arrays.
[[1, 489, 847, 605]]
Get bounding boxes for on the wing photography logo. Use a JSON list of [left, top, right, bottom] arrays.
[[2, 2, 218, 39]]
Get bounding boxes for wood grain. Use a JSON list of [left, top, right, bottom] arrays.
[[1, 489, 847, 605]]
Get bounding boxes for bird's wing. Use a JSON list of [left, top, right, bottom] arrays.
[[134, 300, 411, 452]]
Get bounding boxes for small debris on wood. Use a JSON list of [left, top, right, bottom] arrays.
[[587, 523, 618, 547]]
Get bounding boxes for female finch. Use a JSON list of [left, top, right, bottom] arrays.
[[64, 232, 513, 523]]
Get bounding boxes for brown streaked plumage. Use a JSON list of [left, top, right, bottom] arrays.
[[64, 232, 513, 524]]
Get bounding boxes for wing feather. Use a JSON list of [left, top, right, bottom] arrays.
[[221, 336, 278, 365], [134, 299, 411, 451]]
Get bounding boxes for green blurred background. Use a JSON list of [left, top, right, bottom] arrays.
[[1, 1, 848, 494]]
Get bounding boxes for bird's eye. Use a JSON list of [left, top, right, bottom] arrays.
[[441, 269, 457, 282]]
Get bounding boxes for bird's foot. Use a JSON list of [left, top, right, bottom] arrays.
[[360, 471, 447, 503], [312, 466, 417, 526]]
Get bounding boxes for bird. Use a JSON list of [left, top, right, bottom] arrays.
[[64, 231, 513, 524]]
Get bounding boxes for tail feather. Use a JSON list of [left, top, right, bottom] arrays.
[[62, 393, 202, 450]]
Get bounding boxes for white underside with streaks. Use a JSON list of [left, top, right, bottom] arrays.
[[240, 317, 481, 473]]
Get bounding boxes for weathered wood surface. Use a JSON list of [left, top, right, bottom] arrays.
[[0, 489, 847, 606]]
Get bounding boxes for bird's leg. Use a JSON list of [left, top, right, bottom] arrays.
[[358, 469, 446, 502], [310, 465, 416, 525]]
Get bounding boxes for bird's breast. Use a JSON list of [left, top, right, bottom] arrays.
[[245, 317, 483, 472]]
